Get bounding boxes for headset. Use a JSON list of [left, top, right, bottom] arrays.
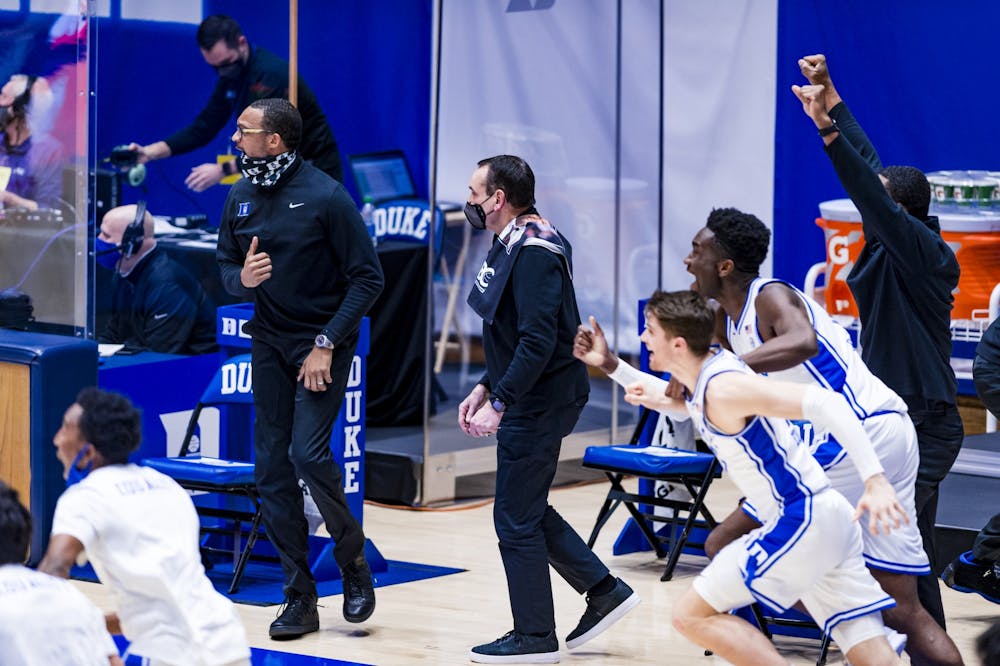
[[120, 200, 147, 258], [96, 200, 147, 259], [10, 75, 35, 117]]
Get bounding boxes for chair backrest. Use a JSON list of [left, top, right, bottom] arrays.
[[199, 353, 255, 406], [372, 198, 445, 258], [178, 353, 254, 456], [628, 408, 653, 445]]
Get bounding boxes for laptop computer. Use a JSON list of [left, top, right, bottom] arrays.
[[349, 150, 419, 203], [349, 149, 459, 212]]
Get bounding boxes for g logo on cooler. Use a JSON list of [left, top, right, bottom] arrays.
[[828, 235, 850, 265]]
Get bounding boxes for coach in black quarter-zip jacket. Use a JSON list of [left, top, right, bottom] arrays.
[[217, 98, 382, 640], [794, 54, 963, 630], [459, 155, 639, 664]]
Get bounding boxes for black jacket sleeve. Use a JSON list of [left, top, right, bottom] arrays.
[[824, 117, 950, 280], [319, 186, 384, 344], [828, 102, 882, 172], [99, 310, 123, 345], [98, 276, 130, 344], [216, 189, 255, 299], [163, 81, 232, 156], [491, 248, 563, 406]]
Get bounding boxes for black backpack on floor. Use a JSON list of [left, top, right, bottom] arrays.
[[0, 288, 34, 330]]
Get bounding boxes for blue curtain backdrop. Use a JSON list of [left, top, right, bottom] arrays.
[[93, 0, 431, 221], [774, 0, 1000, 285]]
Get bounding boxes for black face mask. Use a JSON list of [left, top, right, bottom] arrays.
[[214, 58, 245, 82], [464, 192, 494, 230]]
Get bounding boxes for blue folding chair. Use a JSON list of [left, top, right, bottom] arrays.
[[733, 605, 833, 666], [582, 409, 721, 581], [142, 353, 274, 593]]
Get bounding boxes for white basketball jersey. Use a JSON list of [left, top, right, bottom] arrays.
[[727, 278, 906, 467], [51, 465, 250, 665], [686, 349, 829, 526]]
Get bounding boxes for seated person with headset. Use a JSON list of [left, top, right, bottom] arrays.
[[97, 203, 218, 355], [0, 74, 63, 211]]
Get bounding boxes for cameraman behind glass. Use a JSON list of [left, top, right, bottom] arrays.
[[123, 15, 342, 193]]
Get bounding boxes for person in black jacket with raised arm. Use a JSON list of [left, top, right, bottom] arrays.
[[217, 98, 382, 640], [793, 54, 963, 630]]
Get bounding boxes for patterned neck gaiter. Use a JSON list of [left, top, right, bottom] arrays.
[[238, 150, 297, 188]]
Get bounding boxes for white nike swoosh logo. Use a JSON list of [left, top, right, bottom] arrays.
[[289, 202, 305, 209], [153, 313, 168, 320]]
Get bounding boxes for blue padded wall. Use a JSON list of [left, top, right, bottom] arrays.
[[0, 330, 97, 564], [774, 0, 1000, 284]]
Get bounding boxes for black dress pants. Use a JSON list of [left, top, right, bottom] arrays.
[[251, 334, 364, 598], [493, 397, 609, 635], [908, 400, 964, 629]]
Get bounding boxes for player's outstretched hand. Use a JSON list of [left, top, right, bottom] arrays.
[[855, 474, 907, 536]]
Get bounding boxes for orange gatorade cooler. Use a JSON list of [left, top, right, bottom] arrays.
[[816, 199, 1000, 319]]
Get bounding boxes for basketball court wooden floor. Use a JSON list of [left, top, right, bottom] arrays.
[[73, 476, 998, 665]]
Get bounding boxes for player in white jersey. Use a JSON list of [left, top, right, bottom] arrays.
[[0, 481, 121, 666], [574, 290, 904, 666], [684, 207, 961, 664], [38, 388, 251, 666]]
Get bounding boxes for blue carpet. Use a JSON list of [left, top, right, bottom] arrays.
[[209, 558, 465, 606], [113, 635, 373, 665], [73, 557, 464, 607]]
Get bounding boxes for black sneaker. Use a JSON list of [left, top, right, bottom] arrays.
[[269, 592, 320, 639], [341, 554, 376, 623], [942, 550, 1000, 604], [566, 577, 640, 649], [469, 630, 560, 664]]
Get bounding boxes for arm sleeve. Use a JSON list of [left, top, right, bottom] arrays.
[[320, 187, 384, 344], [828, 102, 882, 171], [163, 82, 233, 156], [216, 190, 255, 299], [608, 358, 668, 394], [99, 309, 122, 344], [490, 248, 563, 405], [801, 384, 884, 481], [98, 276, 129, 344], [823, 110, 948, 277], [607, 358, 690, 421], [477, 371, 491, 391]]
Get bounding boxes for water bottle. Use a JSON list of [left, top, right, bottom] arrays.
[[361, 197, 377, 247]]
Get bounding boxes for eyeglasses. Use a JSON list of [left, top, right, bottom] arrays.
[[234, 126, 273, 139]]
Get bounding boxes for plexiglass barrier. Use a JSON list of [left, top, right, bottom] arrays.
[[0, 3, 90, 335]]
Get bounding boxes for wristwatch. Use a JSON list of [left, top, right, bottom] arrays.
[[490, 394, 507, 413], [315, 334, 335, 350], [817, 120, 839, 137]]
